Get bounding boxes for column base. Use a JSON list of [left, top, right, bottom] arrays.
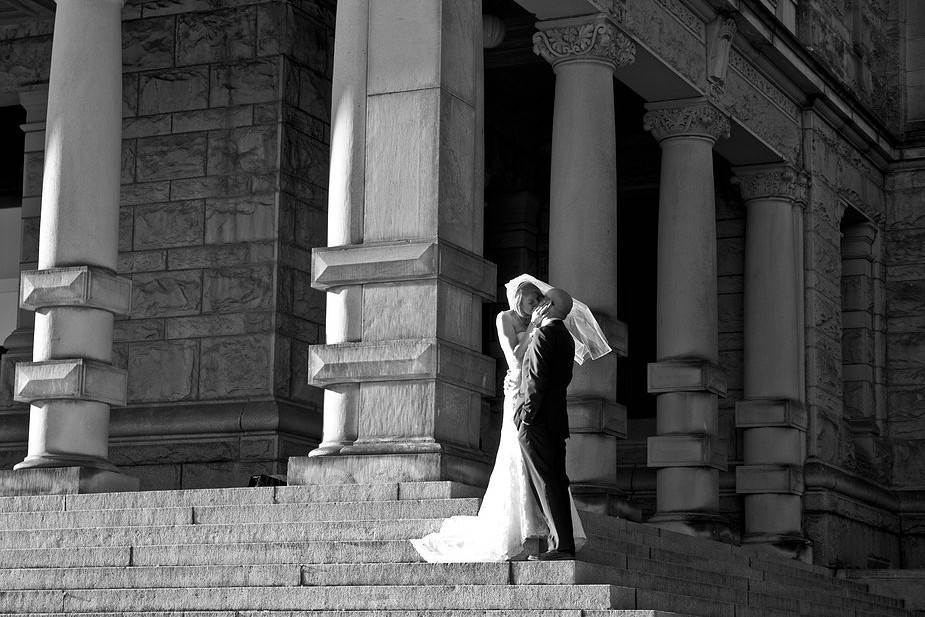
[[743, 533, 813, 562], [647, 511, 736, 543], [308, 442, 351, 457], [288, 445, 491, 487], [0, 466, 139, 497], [571, 482, 643, 522]]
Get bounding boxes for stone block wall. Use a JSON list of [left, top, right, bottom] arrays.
[[716, 167, 746, 526], [0, 0, 334, 489], [796, 0, 903, 134], [801, 110, 899, 567], [886, 165, 925, 566]]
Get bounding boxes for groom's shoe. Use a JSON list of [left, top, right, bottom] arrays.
[[528, 549, 575, 561]]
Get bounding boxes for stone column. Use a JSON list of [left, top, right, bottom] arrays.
[[0, 0, 136, 496], [289, 0, 497, 486], [643, 98, 729, 535], [532, 14, 633, 513], [308, 0, 368, 458], [733, 164, 809, 553]]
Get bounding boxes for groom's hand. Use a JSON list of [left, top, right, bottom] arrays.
[[531, 299, 551, 327]]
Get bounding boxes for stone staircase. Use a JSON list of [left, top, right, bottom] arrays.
[[0, 481, 915, 616]]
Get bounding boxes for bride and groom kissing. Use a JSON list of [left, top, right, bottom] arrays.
[[411, 274, 612, 563]]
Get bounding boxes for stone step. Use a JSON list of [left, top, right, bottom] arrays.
[[754, 581, 911, 617], [0, 565, 302, 590], [751, 579, 906, 613], [0, 518, 443, 550], [0, 498, 480, 531], [0, 540, 422, 569], [136, 539, 426, 566], [0, 546, 131, 569], [0, 563, 532, 590], [625, 554, 751, 592], [578, 539, 911, 614], [0, 611, 691, 617], [193, 498, 479, 526], [0, 585, 635, 613], [0, 482, 484, 514], [633, 589, 736, 617]]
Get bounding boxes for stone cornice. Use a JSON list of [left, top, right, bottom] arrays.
[[642, 99, 730, 143], [533, 15, 636, 72], [732, 164, 809, 205]]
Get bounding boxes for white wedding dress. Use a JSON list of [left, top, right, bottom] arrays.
[[410, 365, 587, 562]]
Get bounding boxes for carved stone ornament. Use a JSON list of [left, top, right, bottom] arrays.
[[533, 16, 636, 71], [733, 164, 810, 205], [642, 101, 730, 143], [587, 0, 628, 24], [707, 17, 737, 93]]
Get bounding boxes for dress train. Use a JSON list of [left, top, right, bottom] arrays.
[[410, 369, 586, 562]]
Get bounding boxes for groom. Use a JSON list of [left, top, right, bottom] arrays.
[[514, 287, 576, 561]]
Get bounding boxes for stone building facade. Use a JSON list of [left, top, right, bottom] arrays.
[[0, 0, 924, 574]]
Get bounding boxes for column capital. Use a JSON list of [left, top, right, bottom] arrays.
[[733, 163, 809, 206], [643, 98, 730, 144], [841, 219, 878, 259], [533, 14, 635, 72]]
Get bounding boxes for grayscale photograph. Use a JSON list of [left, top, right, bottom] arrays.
[[0, 0, 922, 614]]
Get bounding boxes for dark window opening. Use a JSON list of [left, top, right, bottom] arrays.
[[0, 105, 26, 209]]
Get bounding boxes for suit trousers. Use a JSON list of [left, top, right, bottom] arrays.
[[518, 423, 575, 553]]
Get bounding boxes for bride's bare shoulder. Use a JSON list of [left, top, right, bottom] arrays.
[[497, 309, 527, 334]]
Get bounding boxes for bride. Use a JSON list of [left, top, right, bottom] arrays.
[[410, 274, 611, 562]]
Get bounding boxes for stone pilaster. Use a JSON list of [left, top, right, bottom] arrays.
[[289, 0, 497, 487], [643, 98, 730, 535], [733, 163, 810, 555], [533, 13, 633, 515], [840, 220, 880, 464], [0, 0, 137, 496]]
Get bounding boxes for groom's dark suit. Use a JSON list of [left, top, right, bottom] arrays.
[[514, 318, 575, 553]]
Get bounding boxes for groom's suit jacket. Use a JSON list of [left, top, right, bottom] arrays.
[[515, 319, 575, 439]]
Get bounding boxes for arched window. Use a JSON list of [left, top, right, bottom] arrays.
[[839, 205, 883, 478]]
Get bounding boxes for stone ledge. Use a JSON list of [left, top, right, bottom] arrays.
[[0, 466, 139, 497], [735, 398, 807, 430], [567, 398, 627, 438], [288, 448, 491, 487], [647, 359, 727, 396], [308, 339, 495, 395], [647, 434, 727, 470], [312, 240, 497, 300], [736, 464, 804, 495], [20, 266, 132, 315], [14, 359, 128, 407]]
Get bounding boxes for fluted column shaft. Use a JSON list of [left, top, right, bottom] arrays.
[[12, 0, 134, 488], [311, 0, 369, 457], [644, 99, 729, 532], [733, 164, 809, 551], [533, 14, 633, 507]]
